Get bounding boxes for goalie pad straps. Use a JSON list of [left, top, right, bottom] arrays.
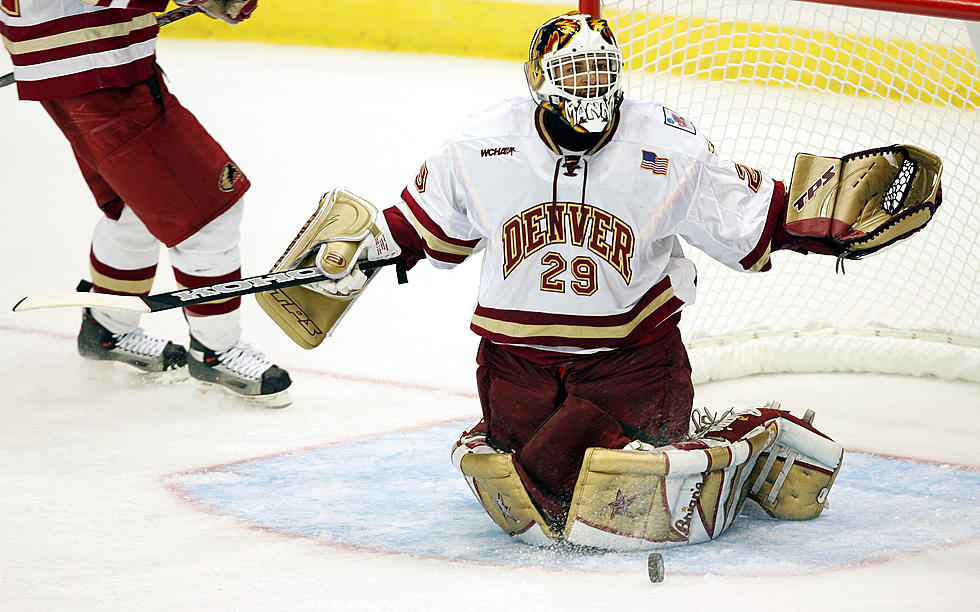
[[745, 416, 844, 520], [255, 189, 391, 349], [784, 144, 942, 258]]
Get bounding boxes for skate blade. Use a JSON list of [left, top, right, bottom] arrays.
[[192, 380, 293, 409], [79, 359, 189, 386], [138, 367, 191, 385]]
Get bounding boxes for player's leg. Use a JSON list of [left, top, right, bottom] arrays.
[[42, 68, 288, 401], [474, 340, 564, 456], [466, 340, 645, 527], [458, 340, 571, 534], [517, 395, 633, 514], [564, 325, 695, 445], [515, 328, 695, 510], [79, 203, 187, 372], [40, 66, 250, 248], [170, 201, 292, 407]]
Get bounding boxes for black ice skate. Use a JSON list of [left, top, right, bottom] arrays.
[[187, 337, 292, 408], [77, 308, 188, 372]]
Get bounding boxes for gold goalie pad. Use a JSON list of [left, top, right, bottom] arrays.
[[785, 144, 942, 258], [745, 418, 844, 520], [255, 189, 381, 349], [458, 452, 560, 546], [562, 423, 778, 551]]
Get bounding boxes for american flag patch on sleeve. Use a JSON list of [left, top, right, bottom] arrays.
[[641, 150, 669, 175]]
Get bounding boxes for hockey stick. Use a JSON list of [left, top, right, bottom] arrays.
[[0, 6, 199, 90], [12, 259, 408, 314]]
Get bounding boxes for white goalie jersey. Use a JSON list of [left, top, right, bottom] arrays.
[[395, 98, 786, 353]]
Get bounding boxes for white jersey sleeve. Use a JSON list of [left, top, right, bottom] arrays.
[[394, 134, 486, 269], [673, 148, 787, 273]]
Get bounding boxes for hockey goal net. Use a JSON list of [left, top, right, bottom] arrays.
[[584, 0, 980, 382]]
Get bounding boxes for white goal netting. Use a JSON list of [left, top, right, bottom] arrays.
[[597, 0, 980, 382]]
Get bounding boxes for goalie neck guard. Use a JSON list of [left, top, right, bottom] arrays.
[[525, 12, 624, 134]]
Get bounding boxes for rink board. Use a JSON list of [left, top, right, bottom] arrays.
[[168, 420, 980, 575]]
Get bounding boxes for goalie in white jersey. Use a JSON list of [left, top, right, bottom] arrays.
[[263, 12, 942, 549]]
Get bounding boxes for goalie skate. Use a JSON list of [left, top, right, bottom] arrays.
[[187, 337, 292, 408], [77, 308, 188, 374]]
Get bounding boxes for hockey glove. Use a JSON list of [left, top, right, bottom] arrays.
[[305, 267, 369, 297], [175, 0, 257, 24], [303, 189, 401, 297], [256, 189, 400, 348], [781, 144, 942, 259]]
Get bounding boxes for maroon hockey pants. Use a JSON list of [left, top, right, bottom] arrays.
[[40, 66, 249, 247], [475, 327, 694, 520]]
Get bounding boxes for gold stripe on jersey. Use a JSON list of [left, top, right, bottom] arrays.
[[402, 205, 478, 258], [2, 12, 156, 54], [471, 285, 676, 341], [89, 267, 154, 296], [744, 243, 772, 272]]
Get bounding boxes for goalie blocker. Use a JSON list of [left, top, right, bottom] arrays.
[[256, 189, 401, 348], [452, 403, 843, 551]]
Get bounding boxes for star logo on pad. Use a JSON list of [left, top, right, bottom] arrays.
[[494, 493, 516, 522], [608, 489, 638, 519]]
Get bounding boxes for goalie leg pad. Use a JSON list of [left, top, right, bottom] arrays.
[[697, 404, 844, 520], [745, 413, 844, 520], [561, 420, 778, 551], [452, 422, 560, 546], [256, 189, 383, 349]]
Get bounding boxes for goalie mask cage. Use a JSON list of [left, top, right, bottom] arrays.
[[581, 0, 980, 382]]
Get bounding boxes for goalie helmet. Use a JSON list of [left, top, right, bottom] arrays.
[[525, 12, 624, 134]]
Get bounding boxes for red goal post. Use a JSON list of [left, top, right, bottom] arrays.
[[580, 0, 980, 382], [581, 0, 980, 20]]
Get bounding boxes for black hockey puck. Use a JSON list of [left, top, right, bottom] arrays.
[[647, 552, 664, 583]]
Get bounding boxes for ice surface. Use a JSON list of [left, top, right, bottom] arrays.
[[0, 40, 977, 610]]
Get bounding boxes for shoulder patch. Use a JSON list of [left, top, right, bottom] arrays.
[[663, 107, 696, 134], [414, 162, 428, 193]]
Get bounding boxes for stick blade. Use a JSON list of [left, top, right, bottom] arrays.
[[13, 293, 151, 314]]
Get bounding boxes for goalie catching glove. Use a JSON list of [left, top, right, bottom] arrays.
[[781, 144, 942, 259], [255, 189, 400, 349]]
